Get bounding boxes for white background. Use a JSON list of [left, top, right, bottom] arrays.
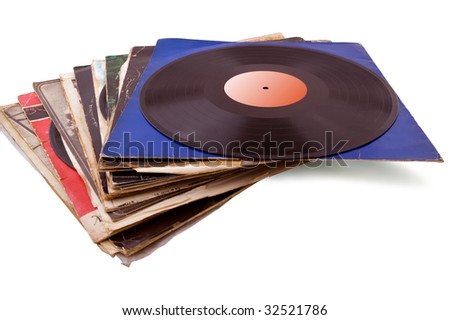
[[0, 1, 449, 319]]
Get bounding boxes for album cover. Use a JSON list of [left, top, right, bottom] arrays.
[[33, 79, 101, 204], [107, 46, 154, 138], [18, 93, 97, 217], [16, 93, 108, 237], [91, 60, 108, 142], [64, 69, 107, 198], [105, 54, 128, 122]]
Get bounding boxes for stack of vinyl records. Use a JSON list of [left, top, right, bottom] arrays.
[[0, 33, 441, 265]]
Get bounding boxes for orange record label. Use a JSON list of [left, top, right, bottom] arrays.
[[224, 71, 307, 107]]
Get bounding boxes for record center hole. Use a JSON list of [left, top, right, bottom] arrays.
[[262, 86, 269, 90]]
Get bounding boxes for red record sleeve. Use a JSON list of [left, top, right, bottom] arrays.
[[18, 92, 96, 217]]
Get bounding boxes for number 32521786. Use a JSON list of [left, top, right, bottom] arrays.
[[264, 305, 327, 316]]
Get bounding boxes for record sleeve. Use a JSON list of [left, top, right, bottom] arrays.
[[104, 39, 441, 162], [91, 60, 108, 142], [105, 54, 128, 122], [33, 79, 101, 204], [0, 102, 247, 262], [17, 93, 106, 238]]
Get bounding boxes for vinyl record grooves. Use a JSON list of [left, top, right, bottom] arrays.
[[140, 44, 400, 160]]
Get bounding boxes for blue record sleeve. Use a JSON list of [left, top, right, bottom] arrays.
[[102, 38, 441, 162]]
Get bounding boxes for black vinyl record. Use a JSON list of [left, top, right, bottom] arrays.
[[49, 121, 74, 169], [140, 45, 399, 161]]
